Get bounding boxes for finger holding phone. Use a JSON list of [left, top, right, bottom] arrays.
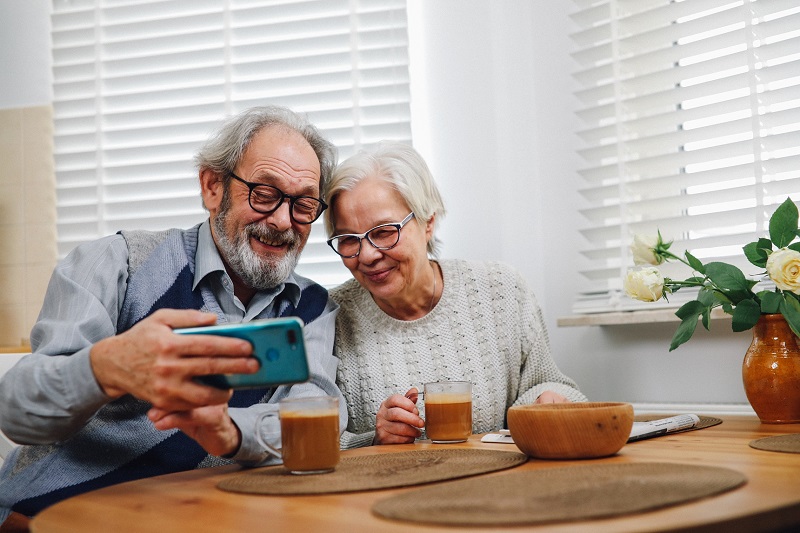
[[89, 308, 258, 413], [148, 403, 242, 457], [147, 317, 311, 457]]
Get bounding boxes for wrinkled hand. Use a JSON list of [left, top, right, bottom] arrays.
[[534, 390, 571, 404], [373, 387, 425, 445], [89, 309, 258, 412], [148, 404, 241, 457]]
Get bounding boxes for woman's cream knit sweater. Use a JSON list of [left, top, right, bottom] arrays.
[[331, 259, 587, 449]]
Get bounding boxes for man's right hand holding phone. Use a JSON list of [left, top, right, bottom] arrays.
[[89, 308, 257, 412], [88, 308, 260, 456]]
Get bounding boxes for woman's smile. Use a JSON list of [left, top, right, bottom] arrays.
[[362, 266, 393, 284]]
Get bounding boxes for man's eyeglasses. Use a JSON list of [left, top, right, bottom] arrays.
[[229, 173, 327, 224], [327, 212, 415, 258]]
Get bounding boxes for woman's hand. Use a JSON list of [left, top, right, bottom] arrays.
[[534, 390, 571, 404], [373, 387, 425, 445]]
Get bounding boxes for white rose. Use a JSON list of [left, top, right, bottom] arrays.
[[631, 234, 661, 265], [624, 267, 665, 302], [767, 248, 800, 295]]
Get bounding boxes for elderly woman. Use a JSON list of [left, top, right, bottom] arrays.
[[323, 142, 587, 448]]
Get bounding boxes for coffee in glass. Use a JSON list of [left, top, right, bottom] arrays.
[[423, 381, 472, 443]]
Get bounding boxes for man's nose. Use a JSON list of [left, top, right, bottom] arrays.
[[265, 199, 293, 231]]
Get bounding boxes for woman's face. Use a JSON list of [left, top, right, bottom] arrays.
[[331, 176, 433, 307]]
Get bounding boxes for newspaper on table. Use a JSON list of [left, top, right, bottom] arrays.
[[627, 414, 700, 442]]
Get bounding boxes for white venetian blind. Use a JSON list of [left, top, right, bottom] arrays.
[[50, 0, 411, 288], [570, 0, 800, 313]]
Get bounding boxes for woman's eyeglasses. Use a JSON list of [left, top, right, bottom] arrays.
[[327, 212, 415, 258]]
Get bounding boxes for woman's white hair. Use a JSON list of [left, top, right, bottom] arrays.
[[323, 141, 446, 257]]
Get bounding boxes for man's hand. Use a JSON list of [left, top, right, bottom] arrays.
[[148, 404, 241, 457], [373, 387, 425, 445], [89, 309, 258, 412]]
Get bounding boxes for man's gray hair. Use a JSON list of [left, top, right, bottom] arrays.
[[195, 106, 337, 193], [323, 141, 446, 257]]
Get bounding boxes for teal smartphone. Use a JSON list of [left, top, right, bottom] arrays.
[[174, 317, 309, 389]]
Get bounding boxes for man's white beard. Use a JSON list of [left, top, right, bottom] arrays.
[[213, 196, 304, 290]]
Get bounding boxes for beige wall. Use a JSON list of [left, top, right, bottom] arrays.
[[0, 105, 57, 348]]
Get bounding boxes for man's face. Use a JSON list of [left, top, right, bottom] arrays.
[[204, 126, 321, 291]]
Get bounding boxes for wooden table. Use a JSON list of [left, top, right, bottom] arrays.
[[30, 416, 800, 533]]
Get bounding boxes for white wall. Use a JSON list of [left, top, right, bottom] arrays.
[[1, 0, 752, 408], [408, 0, 752, 408], [0, 0, 52, 109], [0, 352, 27, 463]]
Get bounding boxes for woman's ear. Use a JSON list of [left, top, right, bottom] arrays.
[[425, 212, 436, 241], [199, 169, 224, 213]]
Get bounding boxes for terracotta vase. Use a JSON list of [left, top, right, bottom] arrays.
[[742, 313, 800, 423]]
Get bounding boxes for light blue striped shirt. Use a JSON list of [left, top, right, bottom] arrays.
[[0, 220, 341, 464]]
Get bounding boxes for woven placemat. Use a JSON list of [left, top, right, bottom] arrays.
[[372, 462, 746, 527], [749, 433, 800, 454], [217, 449, 527, 495], [634, 414, 723, 434]]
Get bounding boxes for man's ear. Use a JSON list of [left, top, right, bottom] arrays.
[[199, 169, 224, 212]]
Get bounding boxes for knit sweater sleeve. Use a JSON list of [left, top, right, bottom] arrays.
[[340, 429, 376, 450], [511, 268, 588, 405]]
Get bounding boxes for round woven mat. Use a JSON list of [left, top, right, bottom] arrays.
[[372, 462, 746, 527], [634, 414, 722, 433], [749, 433, 800, 454], [217, 449, 527, 495]]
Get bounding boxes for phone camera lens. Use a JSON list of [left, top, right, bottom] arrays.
[[287, 329, 297, 344]]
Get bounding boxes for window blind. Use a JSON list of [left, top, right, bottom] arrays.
[[569, 0, 800, 313], [50, 0, 411, 288]]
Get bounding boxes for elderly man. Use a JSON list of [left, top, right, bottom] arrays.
[[0, 106, 344, 528]]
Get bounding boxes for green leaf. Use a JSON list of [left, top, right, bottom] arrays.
[[671, 300, 714, 347], [732, 299, 761, 332], [789, 242, 800, 253], [705, 262, 751, 290], [785, 292, 800, 305], [670, 314, 700, 351], [769, 198, 799, 248], [685, 251, 705, 274], [759, 290, 782, 314], [743, 238, 772, 268], [675, 300, 706, 320], [698, 288, 716, 306], [779, 296, 800, 338], [701, 307, 710, 330], [705, 262, 755, 303]]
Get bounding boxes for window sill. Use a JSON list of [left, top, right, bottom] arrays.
[[556, 308, 731, 327], [0, 344, 30, 353]]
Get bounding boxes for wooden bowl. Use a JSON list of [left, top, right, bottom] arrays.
[[507, 402, 633, 459]]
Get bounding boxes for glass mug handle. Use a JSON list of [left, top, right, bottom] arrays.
[[405, 386, 426, 440], [254, 410, 282, 458]]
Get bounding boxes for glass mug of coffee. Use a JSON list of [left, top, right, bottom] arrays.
[[257, 396, 340, 474], [423, 381, 473, 443]]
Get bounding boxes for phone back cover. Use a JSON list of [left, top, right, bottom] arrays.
[[177, 318, 309, 388]]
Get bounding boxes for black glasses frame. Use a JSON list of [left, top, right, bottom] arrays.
[[228, 172, 328, 224], [327, 212, 415, 258]]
